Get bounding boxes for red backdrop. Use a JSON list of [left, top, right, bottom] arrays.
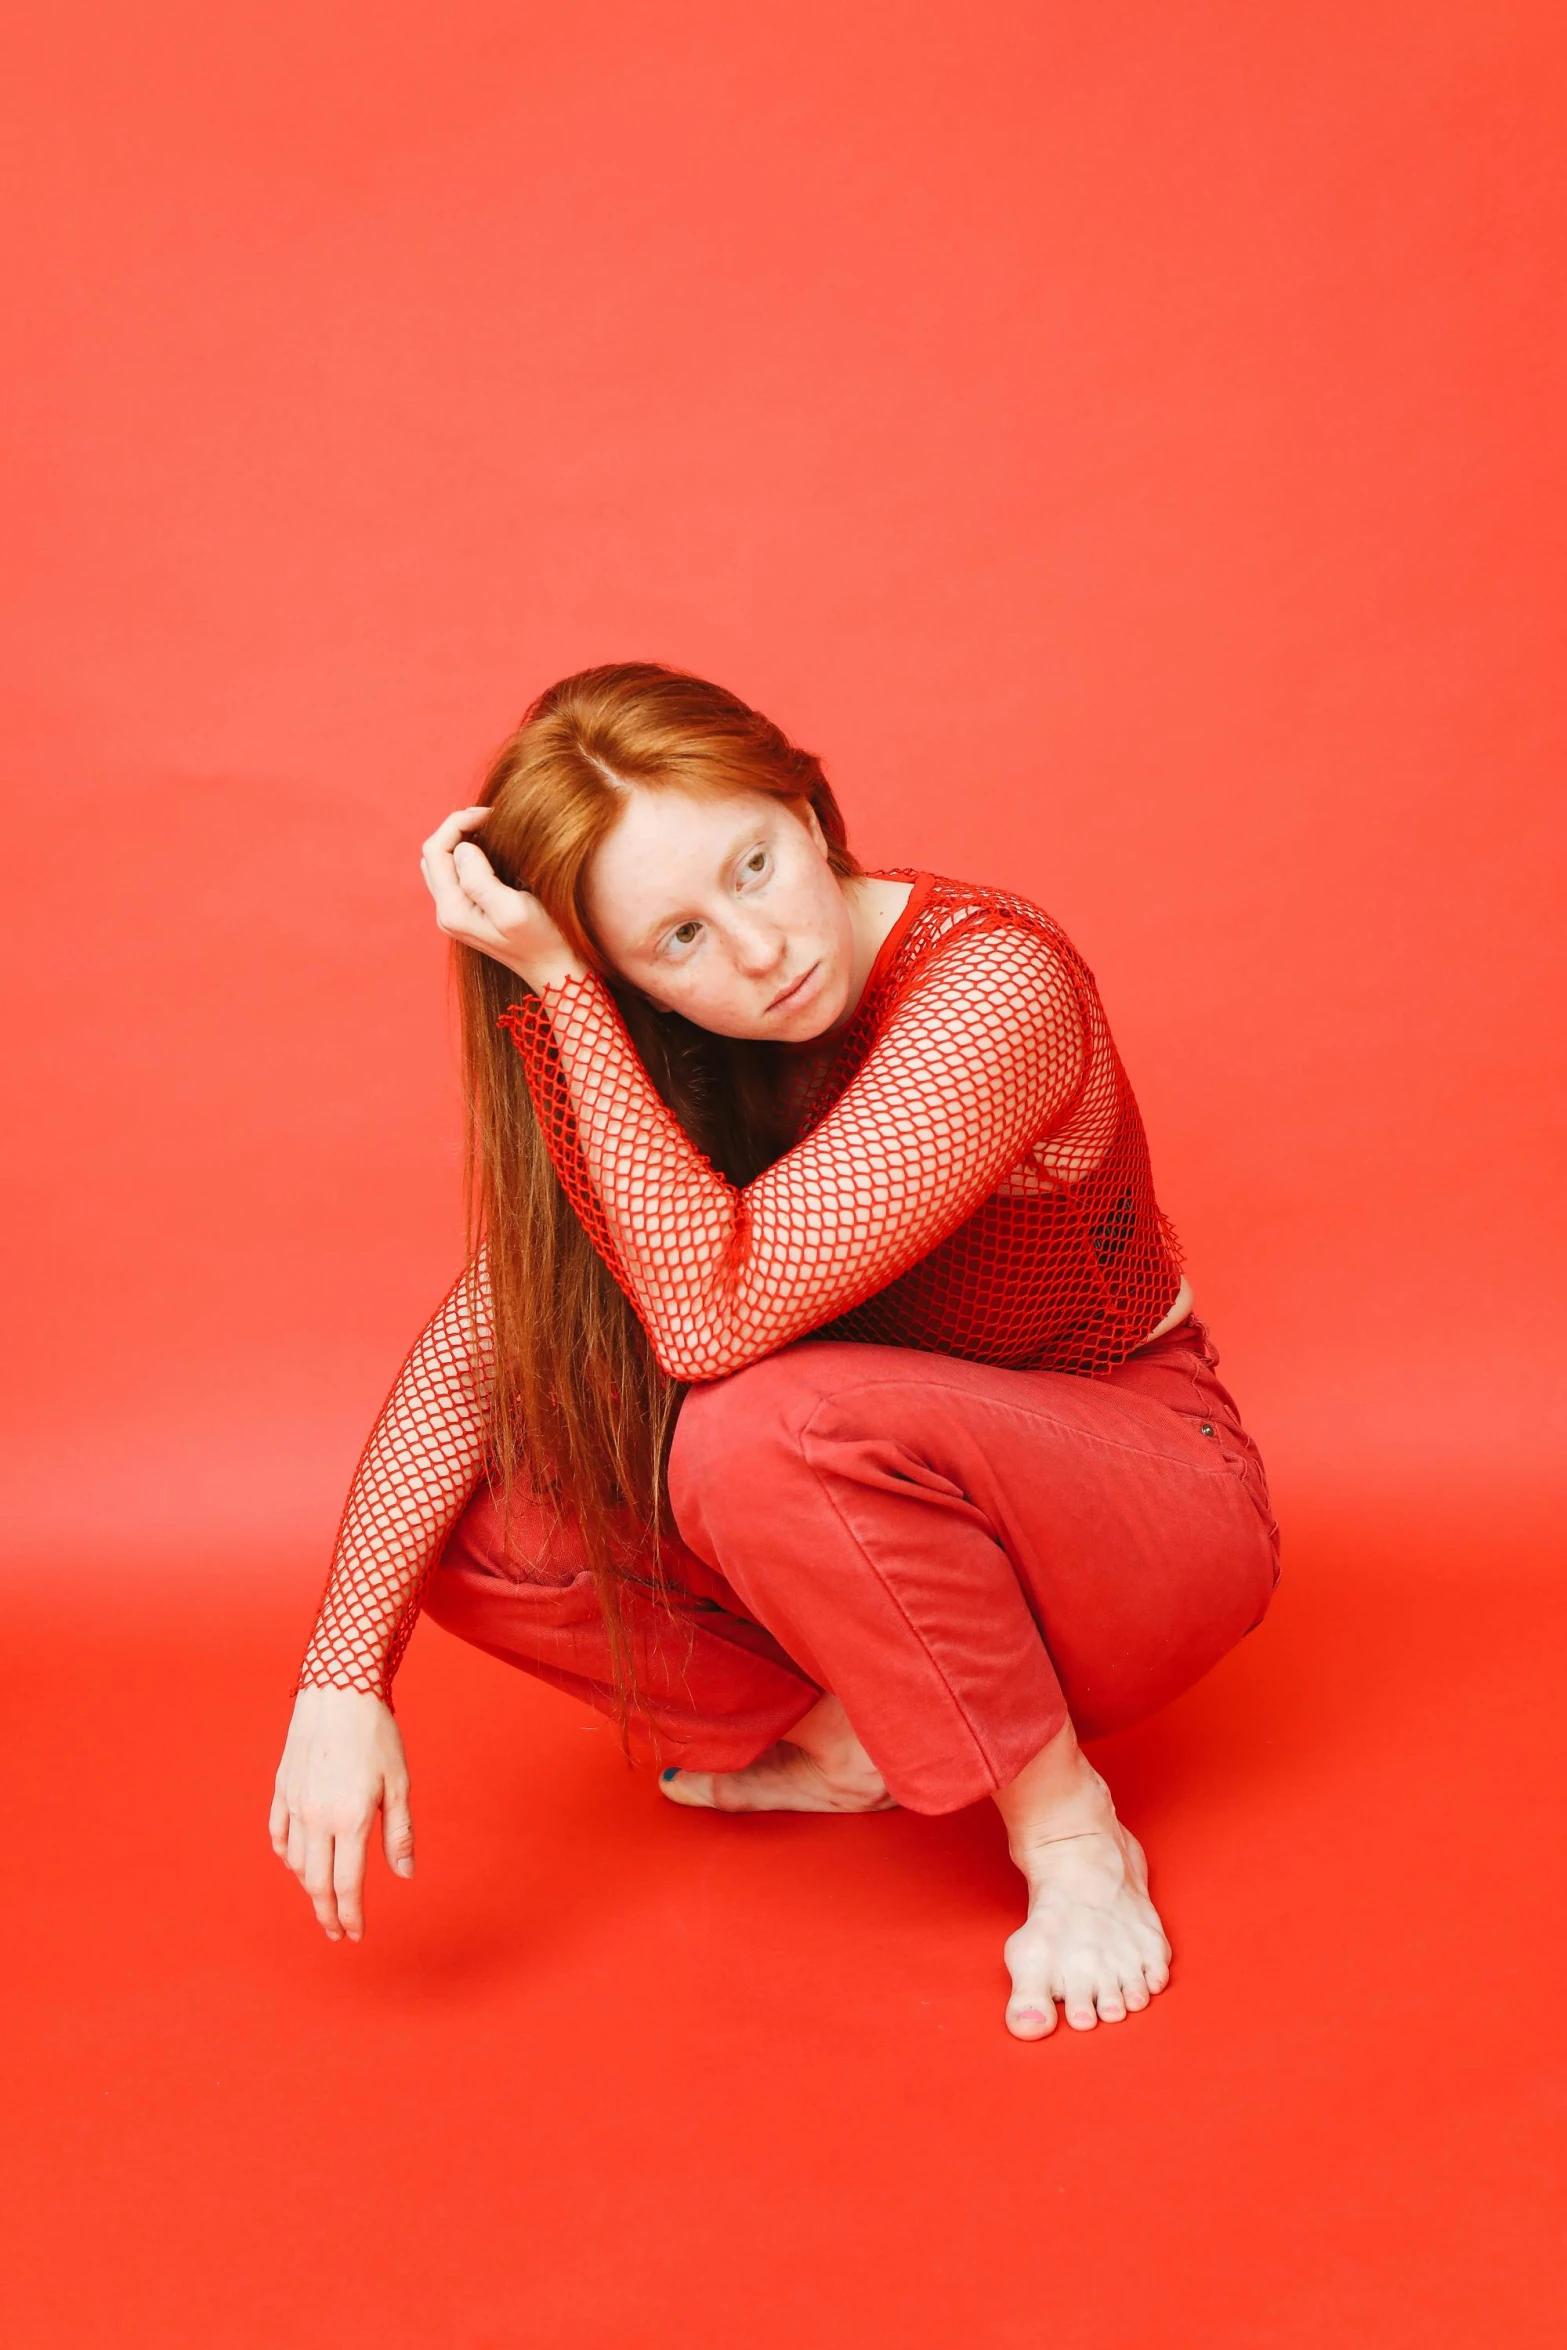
[[2, 7, 1563, 2346], [5, 0, 1563, 1572]]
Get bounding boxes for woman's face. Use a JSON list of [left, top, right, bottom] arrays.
[[583, 783, 858, 1041]]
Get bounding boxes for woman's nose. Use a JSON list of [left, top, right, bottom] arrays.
[[729, 919, 785, 979]]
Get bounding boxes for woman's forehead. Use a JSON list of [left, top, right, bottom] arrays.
[[587, 785, 804, 941]]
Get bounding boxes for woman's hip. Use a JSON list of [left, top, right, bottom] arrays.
[[1105, 1311, 1281, 1571]]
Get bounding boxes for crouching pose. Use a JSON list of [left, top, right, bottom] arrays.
[[271, 662, 1281, 2041]]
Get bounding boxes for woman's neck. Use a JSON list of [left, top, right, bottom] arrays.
[[831, 873, 915, 1034]]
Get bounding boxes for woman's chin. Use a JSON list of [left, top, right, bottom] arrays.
[[773, 984, 850, 1044]]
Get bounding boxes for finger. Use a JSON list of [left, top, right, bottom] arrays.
[[303, 1825, 344, 1940], [382, 1782, 416, 1881], [286, 1812, 306, 1877], [423, 863, 509, 947], [332, 1818, 371, 1943], [421, 835, 513, 946], [449, 839, 525, 919], [269, 1784, 290, 1857], [419, 808, 495, 892], [420, 806, 493, 861]]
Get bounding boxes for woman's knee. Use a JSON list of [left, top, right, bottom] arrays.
[[435, 1481, 588, 1588], [668, 1344, 842, 1553]]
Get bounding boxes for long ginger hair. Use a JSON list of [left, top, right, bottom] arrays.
[[456, 663, 861, 1707]]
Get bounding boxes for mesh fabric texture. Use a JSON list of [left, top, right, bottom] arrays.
[[297, 870, 1185, 1703], [296, 1263, 492, 1702]]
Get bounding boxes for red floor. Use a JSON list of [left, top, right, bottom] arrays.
[[4, 1496, 1562, 2348]]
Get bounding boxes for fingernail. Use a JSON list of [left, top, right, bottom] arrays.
[[661, 1768, 679, 1782], [396, 1858, 414, 1876]]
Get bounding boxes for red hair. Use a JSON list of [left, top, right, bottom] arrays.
[[455, 663, 860, 1712]]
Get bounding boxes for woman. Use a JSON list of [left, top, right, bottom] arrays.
[[270, 663, 1281, 2042]]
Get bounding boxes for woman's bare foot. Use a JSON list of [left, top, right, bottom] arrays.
[[994, 1722, 1172, 2041], [659, 1693, 897, 1814]]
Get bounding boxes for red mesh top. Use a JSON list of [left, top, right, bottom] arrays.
[[297, 870, 1186, 1702]]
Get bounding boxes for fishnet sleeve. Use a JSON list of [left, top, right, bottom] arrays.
[[295, 1260, 493, 1707], [500, 922, 1087, 1383]]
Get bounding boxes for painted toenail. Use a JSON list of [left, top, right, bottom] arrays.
[[661, 1768, 679, 1782]]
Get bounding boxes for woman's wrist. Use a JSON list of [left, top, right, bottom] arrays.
[[508, 954, 592, 995]]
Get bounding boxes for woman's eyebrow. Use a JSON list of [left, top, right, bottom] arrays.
[[632, 824, 771, 950]]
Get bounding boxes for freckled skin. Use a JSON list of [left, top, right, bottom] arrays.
[[581, 786, 903, 1046]]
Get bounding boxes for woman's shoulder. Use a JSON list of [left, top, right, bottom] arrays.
[[868, 867, 1091, 975]]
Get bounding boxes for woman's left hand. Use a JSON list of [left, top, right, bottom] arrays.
[[420, 808, 588, 990]]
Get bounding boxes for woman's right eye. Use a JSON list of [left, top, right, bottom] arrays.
[[670, 921, 701, 948]]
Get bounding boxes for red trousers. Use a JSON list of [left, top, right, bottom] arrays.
[[422, 1314, 1281, 1814]]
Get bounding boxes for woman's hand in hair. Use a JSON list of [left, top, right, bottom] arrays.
[[421, 807, 587, 992], [269, 1687, 415, 1942]]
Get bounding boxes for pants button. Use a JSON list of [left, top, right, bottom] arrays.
[[1199, 1422, 1216, 1437]]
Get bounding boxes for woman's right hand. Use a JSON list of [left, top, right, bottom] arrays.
[[269, 1687, 415, 1942], [421, 806, 590, 994]]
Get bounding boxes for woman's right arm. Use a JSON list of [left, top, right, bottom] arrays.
[[270, 1259, 493, 1940]]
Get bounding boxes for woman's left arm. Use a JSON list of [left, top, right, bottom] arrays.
[[421, 811, 1086, 1383], [504, 923, 1086, 1381]]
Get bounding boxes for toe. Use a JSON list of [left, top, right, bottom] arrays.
[[1094, 1980, 1128, 2023], [1006, 1996, 1058, 2041], [660, 1769, 717, 1808], [1134, 1919, 1172, 1976], [1060, 1967, 1100, 2030], [1119, 1968, 1150, 2012], [1002, 1928, 1061, 2041]]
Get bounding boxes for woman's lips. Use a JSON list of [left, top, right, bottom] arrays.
[[768, 962, 820, 1013]]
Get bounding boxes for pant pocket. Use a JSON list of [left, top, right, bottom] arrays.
[[1178, 1406, 1282, 1581]]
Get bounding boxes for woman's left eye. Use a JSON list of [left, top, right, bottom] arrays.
[[660, 851, 768, 954]]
